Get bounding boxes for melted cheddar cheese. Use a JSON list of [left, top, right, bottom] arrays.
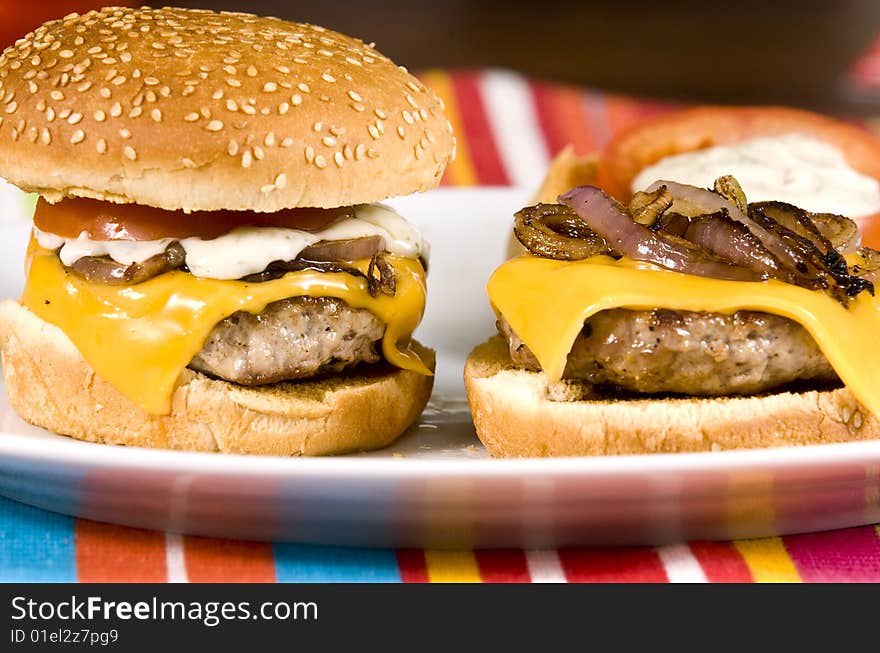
[[487, 255, 880, 416], [22, 245, 429, 415]]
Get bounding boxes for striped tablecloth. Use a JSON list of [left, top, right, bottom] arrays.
[[2, 69, 880, 583]]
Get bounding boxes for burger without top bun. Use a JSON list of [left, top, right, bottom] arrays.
[[0, 6, 454, 455]]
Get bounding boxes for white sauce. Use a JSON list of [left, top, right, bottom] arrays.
[[631, 133, 880, 218], [35, 203, 426, 280]]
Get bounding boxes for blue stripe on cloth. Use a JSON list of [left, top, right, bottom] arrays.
[[273, 544, 401, 583], [0, 497, 76, 582]]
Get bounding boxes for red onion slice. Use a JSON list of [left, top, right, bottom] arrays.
[[558, 185, 766, 282]]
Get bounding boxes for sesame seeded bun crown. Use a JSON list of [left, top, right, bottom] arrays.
[[0, 6, 455, 212]]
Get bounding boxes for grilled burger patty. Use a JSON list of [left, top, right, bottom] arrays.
[[190, 296, 384, 385], [498, 309, 837, 396]]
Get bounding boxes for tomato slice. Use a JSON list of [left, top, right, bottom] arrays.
[[34, 197, 354, 241], [597, 106, 880, 204]]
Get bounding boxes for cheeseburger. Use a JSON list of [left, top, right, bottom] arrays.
[[0, 7, 453, 455], [466, 107, 880, 457]]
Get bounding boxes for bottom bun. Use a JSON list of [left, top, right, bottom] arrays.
[[0, 300, 433, 455], [465, 336, 879, 457]]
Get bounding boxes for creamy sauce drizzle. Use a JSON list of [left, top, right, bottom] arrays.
[[34, 203, 426, 280], [631, 133, 880, 218]]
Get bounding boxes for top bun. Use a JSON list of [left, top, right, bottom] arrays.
[[0, 7, 454, 212]]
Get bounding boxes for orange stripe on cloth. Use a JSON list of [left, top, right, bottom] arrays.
[[75, 520, 167, 582], [182, 536, 275, 583], [733, 537, 801, 583], [424, 550, 482, 583], [418, 70, 478, 186]]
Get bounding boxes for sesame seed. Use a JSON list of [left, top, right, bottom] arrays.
[[4, 102, 17, 114], [212, 89, 224, 100], [253, 145, 264, 160], [368, 124, 380, 140], [59, 109, 72, 120], [151, 108, 162, 122], [206, 120, 223, 132], [334, 151, 344, 167], [291, 94, 302, 106], [375, 108, 387, 119], [321, 73, 336, 83], [128, 107, 142, 118], [184, 112, 199, 122], [144, 76, 159, 86], [348, 90, 362, 102], [313, 121, 323, 132], [247, 65, 257, 77], [263, 82, 277, 93], [413, 144, 423, 159], [407, 81, 421, 92], [261, 184, 275, 194], [351, 103, 365, 112], [99, 87, 111, 98], [124, 145, 136, 160], [274, 173, 287, 189], [226, 99, 238, 111], [343, 144, 353, 159], [50, 90, 64, 101], [297, 82, 310, 93], [281, 137, 294, 148], [223, 65, 236, 75], [241, 150, 253, 168], [264, 132, 276, 147], [118, 128, 131, 139], [397, 126, 406, 139], [109, 102, 122, 117], [226, 78, 241, 87], [314, 154, 327, 168], [96, 138, 107, 153], [403, 110, 414, 125], [367, 147, 379, 159], [94, 110, 106, 121], [322, 135, 336, 147], [67, 112, 83, 124], [355, 144, 366, 160], [46, 108, 55, 121], [59, 49, 74, 59], [40, 128, 51, 145], [227, 140, 239, 156], [305, 146, 314, 163], [278, 102, 290, 115], [28, 81, 38, 94], [70, 129, 84, 144], [182, 157, 196, 168]]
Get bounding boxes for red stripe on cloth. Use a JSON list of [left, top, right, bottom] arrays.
[[182, 536, 276, 583], [451, 71, 510, 186], [396, 549, 429, 583], [530, 80, 570, 157], [558, 547, 668, 583], [530, 80, 597, 156], [689, 541, 754, 582], [75, 520, 167, 582], [475, 550, 531, 583], [783, 526, 880, 582]]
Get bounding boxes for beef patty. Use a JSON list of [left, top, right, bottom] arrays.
[[190, 296, 384, 385], [498, 309, 838, 396]]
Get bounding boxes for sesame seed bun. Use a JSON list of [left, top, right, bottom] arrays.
[[0, 7, 454, 212]]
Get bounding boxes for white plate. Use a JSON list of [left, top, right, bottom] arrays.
[[1, 187, 879, 548]]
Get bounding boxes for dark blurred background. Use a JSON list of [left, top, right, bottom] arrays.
[[3, 0, 880, 113]]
